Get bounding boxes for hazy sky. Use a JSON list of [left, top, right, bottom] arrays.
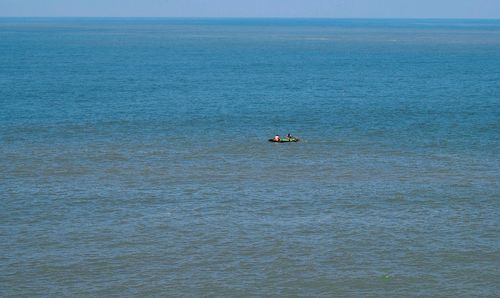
[[1, 0, 499, 18]]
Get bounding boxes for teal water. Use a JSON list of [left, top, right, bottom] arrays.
[[1, 18, 499, 296]]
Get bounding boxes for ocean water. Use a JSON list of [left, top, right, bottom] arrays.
[[1, 18, 499, 296]]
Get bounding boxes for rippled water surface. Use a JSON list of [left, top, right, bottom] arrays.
[[1, 18, 499, 296]]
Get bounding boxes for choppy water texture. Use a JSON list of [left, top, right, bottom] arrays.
[[1, 18, 499, 297]]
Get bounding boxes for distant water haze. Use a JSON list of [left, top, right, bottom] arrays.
[[1, 0, 500, 18]]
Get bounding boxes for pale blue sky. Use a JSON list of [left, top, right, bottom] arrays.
[[1, 0, 499, 18]]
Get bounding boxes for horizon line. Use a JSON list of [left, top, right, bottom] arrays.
[[1, 16, 500, 20]]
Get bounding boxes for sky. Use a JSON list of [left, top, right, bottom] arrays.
[[0, 0, 499, 18]]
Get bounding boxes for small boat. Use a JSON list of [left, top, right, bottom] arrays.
[[268, 137, 299, 143]]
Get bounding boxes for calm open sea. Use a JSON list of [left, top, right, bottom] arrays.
[[1, 18, 499, 296]]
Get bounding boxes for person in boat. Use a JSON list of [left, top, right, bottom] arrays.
[[273, 135, 281, 142], [286, 133, 294, 140]]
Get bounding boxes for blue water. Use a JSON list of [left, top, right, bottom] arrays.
[[1, 18, 499, 296]]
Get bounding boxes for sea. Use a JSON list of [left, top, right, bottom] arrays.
[[1, 18, 499, 297]]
